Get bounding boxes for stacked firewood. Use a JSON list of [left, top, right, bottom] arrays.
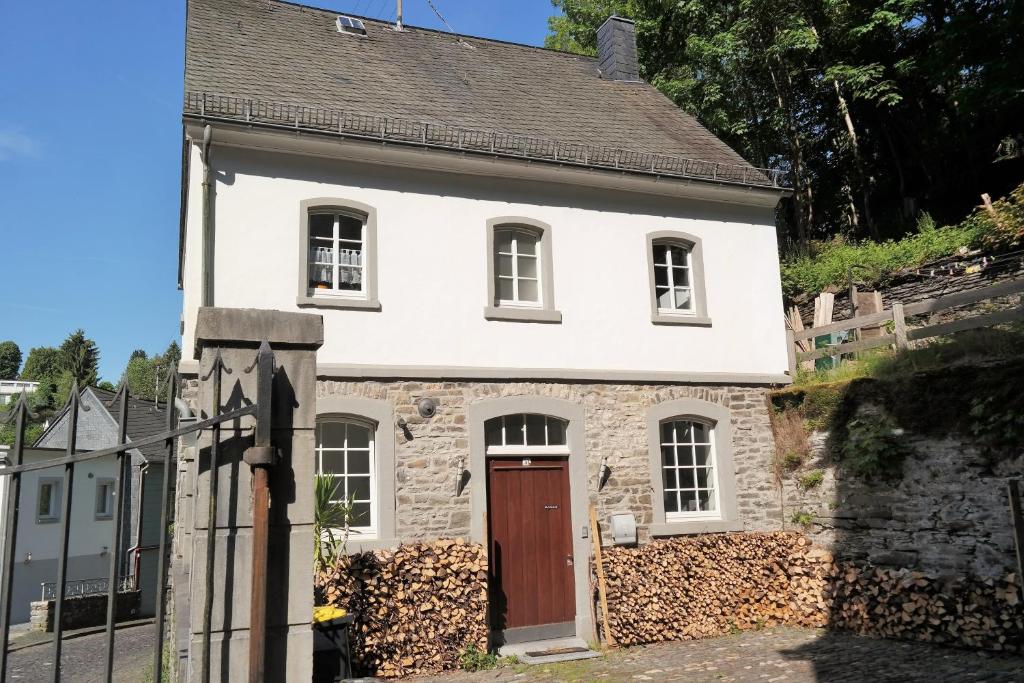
[[599, 532, 1023, 653], [315, 538, 489, 678]]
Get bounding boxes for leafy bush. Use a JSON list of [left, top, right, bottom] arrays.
[[459, 645, 499, 672], [780, 181, 1024, 299], [798, 469, 824, 489], [839, 413, 912, 479]]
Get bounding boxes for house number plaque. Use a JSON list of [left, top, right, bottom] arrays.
[[521, 458, 531, 466]]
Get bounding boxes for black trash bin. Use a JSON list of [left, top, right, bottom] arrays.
[[313, 613, 354, 683]]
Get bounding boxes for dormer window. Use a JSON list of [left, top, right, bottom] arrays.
[[336, 16, 367, 36]]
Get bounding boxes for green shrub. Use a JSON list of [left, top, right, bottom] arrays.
[[798, 469, 824, 489], [460, 645, 499, 672], [791, 511, 814, 528], [837, 413, 912, 479]]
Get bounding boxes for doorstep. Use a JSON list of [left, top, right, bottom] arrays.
[[497, 636, 600, 665]]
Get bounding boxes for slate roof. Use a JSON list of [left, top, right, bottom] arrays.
[[184, 0, 784, 188], [89, 387, 170, 462]]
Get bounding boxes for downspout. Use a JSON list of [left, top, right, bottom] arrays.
[[200, 125, 214, 307]]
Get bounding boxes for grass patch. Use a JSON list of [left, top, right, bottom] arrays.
[[798, 469, 824, 489], [791, 511, 815, 528]]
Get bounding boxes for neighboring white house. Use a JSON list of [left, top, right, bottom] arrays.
[[178, 0, 791, 650], [0, 387, 171, 623], [0, 381, 38, 406]]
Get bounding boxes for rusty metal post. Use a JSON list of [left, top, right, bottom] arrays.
[[0, 393, 31, 681], [245, 341, 275, 683], [200, 351, 228, 683]]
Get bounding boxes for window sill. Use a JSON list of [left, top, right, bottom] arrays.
[[37, 518, 59, 525], [651, 313, 712, 327], [95, 515, 113, 521], [297, 295, 381, 311], [484, 306, 562, 323], [648, 519, 742, 536]]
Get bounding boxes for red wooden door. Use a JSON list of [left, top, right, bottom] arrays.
[[487, 457, 575, 642]]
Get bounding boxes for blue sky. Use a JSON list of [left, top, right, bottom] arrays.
[[0, 0, 557, 382]]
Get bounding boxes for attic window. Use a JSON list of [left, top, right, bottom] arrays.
[[336, 16, 367, 36]]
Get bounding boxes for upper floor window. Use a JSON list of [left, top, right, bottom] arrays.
[[659, 419, 718, 518], [484, 218, 562, 323], [316, 418, 376, 536], [308, 211, 365, 295], [647, 231, 711, 326], [297, 198, 380, 311], [37, 478, 62, 523], [95, 478, 115, 520]]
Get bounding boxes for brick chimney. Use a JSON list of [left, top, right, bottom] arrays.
[[596, 16, 639, 82]]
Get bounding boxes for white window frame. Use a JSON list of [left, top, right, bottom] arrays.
[[307, 210, 367, 299], [653, 242, 694, 314], [484, 217, 562, 323], [646, 231, 711, 326], [315, 418, 377, 538], [660, 419, 721, 521], [484, 413, 570, 456], [95, 477, 115, 520], [494, 228, 543, 309], [37, 477, 62, 523], [297, 198, 380, 311]]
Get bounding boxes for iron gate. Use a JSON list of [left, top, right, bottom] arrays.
[[0, 342, 275, 683]]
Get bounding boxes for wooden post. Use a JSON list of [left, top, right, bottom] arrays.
[[892, 302, 908, 351], [588, 505, 614, 647], [786, 329, 798, 376], [1009, 480, 1024, 599]]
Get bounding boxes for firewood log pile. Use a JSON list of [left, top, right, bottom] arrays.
[[599, 532, 1023, 653], [314, 538, 488, 678]]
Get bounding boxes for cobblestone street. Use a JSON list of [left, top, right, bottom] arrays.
[[419, 628, 1024, 682], [4, 622, 155, 683]]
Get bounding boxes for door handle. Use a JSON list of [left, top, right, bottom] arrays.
[[566, 555, 573, 567]]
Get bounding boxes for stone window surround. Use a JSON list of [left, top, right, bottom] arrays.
[[467, 395, 593, 644], [646, 397, 741, 536], [296, 198, 381, 311], [484, 217, 562, 323], [94, 477, 115, 520], [37, 477, 62, 524], [646, 230, 711, 326], [316, 396, 396, 551]]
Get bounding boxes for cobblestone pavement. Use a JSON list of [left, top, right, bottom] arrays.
[[4, 622, 155, 682], [418, 628, 1024, 682]]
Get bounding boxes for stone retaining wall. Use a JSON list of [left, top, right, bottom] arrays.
[[30, 591, 142, 632]]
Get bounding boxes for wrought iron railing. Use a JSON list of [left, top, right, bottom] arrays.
[[183, 91, 790, 189], [40, 575, 137, 601]]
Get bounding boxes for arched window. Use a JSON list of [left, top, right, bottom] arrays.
[[297, 198, 380, 311], [646, 231, 710, 326], [315, 417, 376, 534], [484, 217, 561, 323], [484, 413, 569, 454], [659, 418, 718, 518]]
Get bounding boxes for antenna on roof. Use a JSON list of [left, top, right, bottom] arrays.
[[395, 0, 403, 31], [425, 0, 473, 47]]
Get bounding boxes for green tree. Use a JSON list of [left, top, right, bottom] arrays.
[[0, 341, 21, 380], [20, 346, 62, 382], [59, 329, 100, 388]]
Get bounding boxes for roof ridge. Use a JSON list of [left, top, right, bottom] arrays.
[[265, 0, 597, 60]]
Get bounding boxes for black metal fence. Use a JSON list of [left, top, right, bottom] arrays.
[[0, 356, 266, 683]]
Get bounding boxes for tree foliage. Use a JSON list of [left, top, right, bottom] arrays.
[[0, 341, 21, 380], [123, 341, 182, 401], [547, 0, 1024, 250], [59, 329, 100, 388]]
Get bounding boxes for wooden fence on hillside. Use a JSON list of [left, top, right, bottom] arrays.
[[786, 277, 1024, 375]]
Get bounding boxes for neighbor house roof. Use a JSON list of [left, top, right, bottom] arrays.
[[183, 0, 783, 188]]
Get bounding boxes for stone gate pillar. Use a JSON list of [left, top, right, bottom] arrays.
[[178, 308, 323, 682]]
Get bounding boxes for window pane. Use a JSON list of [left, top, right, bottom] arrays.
[[347, 450, 370, 475], [673, 288, 692, 310], [679, 468, 696, 489], [504, 414, 525, 445], [660, 446, 675, 467], [676, 422, 693, 443], [485, 418, 502, 446], [518, 256, 537, 279], [320, 422, 346, 447], [39, 484, 52, 516], [516, 232, 537, 255], [654, 264, 669, 287], [662, 467, 677, 489], [495, 231, 513, 253], [673, 266, 690, 287], [518, 279, 539, 302], [692, 423, 710, 444], [311, 245, 334, 265], [309, 214, 334, 239], [348, 476, 372, 501], [346, 424, 371, 449], [321, 452, 345, 475], [338, 215, 362, 241], [660, 422, 674, 443], [525, 414, 546, 445], [351, 502, 372, 527], [679, 490, 698, 512], [663, 490, 678, 514], [676, 445, 695, 467], [497, 277, 514, 301], [310, 262, 334, 289], [694, 445, 712, 466], [653, 243, 668, 264], [656, 287, 672, 309], [696, 467, 713, 488], [546, 418, 566, 446], [497, 255, 514, 277], [699, 490, 716, 512]]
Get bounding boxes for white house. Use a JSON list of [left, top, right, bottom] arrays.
[[0, 381, 38, 406], [178, 0, 790, 651]]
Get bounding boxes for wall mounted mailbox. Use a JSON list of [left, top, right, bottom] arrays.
[[610, 513, 637, 546]]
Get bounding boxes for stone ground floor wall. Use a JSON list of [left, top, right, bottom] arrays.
[[779, 430, 1023, 579], [30, 591, 141, 632], [316, 379, 784, 546]]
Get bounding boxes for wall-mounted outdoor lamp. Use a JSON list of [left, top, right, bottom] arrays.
[[455, 456, 469, 496], [178, 416, 200, 449], [397, 416, 413, 441], [598, 454, 611, 491]]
